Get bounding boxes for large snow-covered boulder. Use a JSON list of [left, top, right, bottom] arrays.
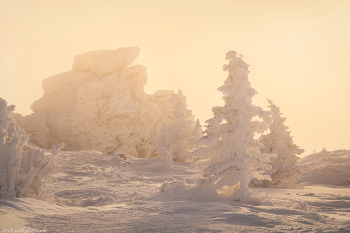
[[298, 149, 350, 185], [15, 47, 174, 157]]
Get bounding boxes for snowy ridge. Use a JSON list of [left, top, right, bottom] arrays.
[[298, 149, 350, 185]]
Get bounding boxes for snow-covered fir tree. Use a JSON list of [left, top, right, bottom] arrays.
[[153, 123, 173, 166], [167, 90, 196, 161], [193, 51, 273, 204], [193, 119, 203, 140], [259, 99, 305, 186]]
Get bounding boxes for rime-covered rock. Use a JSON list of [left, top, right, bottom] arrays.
[[15, 47, 176, 157], [72, 47, 141, 75]]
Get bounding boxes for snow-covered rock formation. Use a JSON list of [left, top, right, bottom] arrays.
[[15, 47, 179, 157]]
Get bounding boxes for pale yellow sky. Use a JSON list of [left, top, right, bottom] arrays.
[[1, 0, 349, 155]]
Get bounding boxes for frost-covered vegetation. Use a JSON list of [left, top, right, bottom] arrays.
[[187, 51, 274, 204], [257, 99, 305, 187], [0, 98, 63, 198]]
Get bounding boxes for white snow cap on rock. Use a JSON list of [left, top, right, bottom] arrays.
[[72, 47, 141, 75]]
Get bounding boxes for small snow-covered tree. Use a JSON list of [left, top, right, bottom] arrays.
[[259, 99, 304, 186], [0, 98, 63, 198], [168, 90, 195, 161], [193, 119, 203, 140], [193, 51, 273, 204], [153, 123, 173, 166]]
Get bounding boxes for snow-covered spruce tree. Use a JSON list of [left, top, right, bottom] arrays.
[[0, 98, 63, 198], [153, 123, 173, 166], [259, 99, 304, 187], [193, 119, 203, 140], [185, 119, 204, 162], [167, 90, 196, 161], [193, 51, 273, 204]]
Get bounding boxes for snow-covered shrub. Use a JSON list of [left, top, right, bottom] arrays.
[[258, 99, 305, 187], [191, 51, 273, 204], [0, 98, 63, 198], [167, 90, 196, 161], [153, 123, 173, 166]]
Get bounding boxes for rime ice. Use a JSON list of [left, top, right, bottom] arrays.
[[0, 98, 63, 198], [15, 48, 187, 157]]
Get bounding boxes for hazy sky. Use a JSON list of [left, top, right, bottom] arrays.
[[1, 0, 349, 155]]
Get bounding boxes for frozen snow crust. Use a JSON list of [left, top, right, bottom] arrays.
[[15, 47, 175, 156], [298, 149, 350, 185]]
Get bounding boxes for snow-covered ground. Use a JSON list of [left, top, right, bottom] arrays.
[[1, 149, 350, 232]]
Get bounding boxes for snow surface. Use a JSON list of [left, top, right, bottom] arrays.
[[1, 149, 350, 232]]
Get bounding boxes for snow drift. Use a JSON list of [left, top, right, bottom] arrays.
[[14, 47, 191, 157], [298, 149, 350, 185]]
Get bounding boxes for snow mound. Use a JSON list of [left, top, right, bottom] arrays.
[[14, 47, 179, 156], [293, 201, 310, 211], [298, 150, 350, 185]]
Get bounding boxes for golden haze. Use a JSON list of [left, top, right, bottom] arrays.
[[1, 0, 349, 155]]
